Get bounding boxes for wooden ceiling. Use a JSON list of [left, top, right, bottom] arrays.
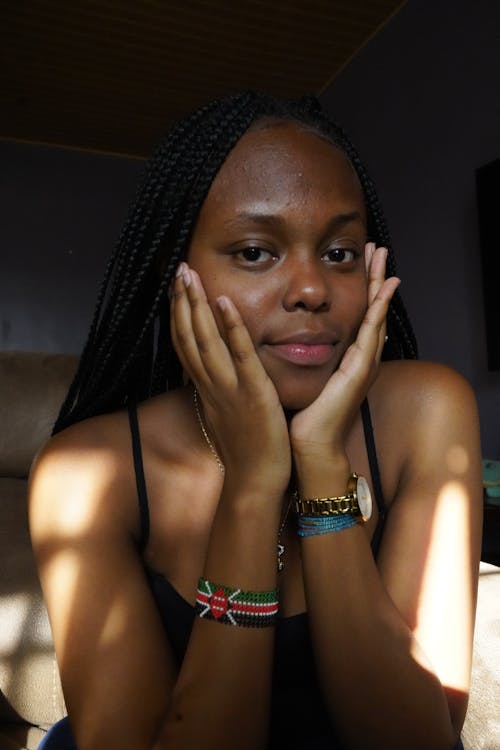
[[1, 1, 406, 157]]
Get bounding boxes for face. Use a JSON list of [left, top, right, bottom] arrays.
[[187, 122, 368, 410]]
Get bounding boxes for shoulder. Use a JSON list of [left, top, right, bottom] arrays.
[[376, 358, 475, 401], [28, 388, 194, 549], [28, 406, 140, 550], [371, 359, 479, 431], [367, 360, 481, 501]]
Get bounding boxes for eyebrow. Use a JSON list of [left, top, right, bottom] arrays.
[[224, 210, 364, 233]]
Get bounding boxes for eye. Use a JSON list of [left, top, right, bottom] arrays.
[[237, 246, 275, 265], [322, 247, 356, 264]]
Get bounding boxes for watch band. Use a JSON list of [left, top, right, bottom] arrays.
[[295, 473, 362, 519]]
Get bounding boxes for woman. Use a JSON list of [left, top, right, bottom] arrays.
[[29, 92, 482, 750]]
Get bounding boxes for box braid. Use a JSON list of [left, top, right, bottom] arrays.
[[53, 91, 417, 435]]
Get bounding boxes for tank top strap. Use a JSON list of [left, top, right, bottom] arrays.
[[361, 398, 387, 559], [360, 398, 386, 517], [127, 402, 150, 552]]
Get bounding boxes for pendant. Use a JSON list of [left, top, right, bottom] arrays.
[[277, 543, 285, 572]]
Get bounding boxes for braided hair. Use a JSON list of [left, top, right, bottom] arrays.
[[53, 91, 417, 435]]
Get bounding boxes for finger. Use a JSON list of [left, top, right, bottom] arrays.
[[174, 265, 264, 396], [215, 294, 270, 391], [369, 246, 389, 359], [183, 268, 268, 392], [331, 278, 399, 399], [364, 241, 376, 275], [365, 246, 397, 361], [376, 321, 388, 363], [357, 276, 400, 360], [182, 267, 238, 388], [367, 245, 388, 306], [374, 279, 396, 362], [170, 265, 211, 386]]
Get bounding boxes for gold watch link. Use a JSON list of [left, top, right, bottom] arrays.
[[295, 472, 372, 523]]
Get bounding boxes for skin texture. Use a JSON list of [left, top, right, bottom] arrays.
[[29, 124, 482, 750], [187, 123, 369, 412]]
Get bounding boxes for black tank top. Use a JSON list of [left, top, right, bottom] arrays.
[[127, 399, 387, 749]]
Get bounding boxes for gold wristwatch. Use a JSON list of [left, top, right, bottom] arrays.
[[295, 473, 372, 523]]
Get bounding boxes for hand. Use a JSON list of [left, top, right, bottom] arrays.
[[290, 244, 400, 464], [171, 262, 291, 496]]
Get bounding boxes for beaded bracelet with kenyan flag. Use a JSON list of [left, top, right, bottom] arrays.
[[195, 577, 279, 628]]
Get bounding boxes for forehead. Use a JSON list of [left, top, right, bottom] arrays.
[[204, 122, 365, 216]]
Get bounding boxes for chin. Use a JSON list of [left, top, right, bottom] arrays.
[[273, 376, 329, 412]]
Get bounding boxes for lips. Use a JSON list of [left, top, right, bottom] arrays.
[[264, 331, 338, 367], [269, 343, 335, 366]]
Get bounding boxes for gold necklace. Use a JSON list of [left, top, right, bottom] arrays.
[[193, 388, 225, 475], [192, 388, 291, 572]]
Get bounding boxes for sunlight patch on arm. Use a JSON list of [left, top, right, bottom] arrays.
[[412, 480, 473, 693], [98, 597, 131, 649]]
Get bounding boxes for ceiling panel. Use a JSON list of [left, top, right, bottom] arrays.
[[1, 0, 406, 156]]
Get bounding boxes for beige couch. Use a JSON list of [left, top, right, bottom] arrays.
[[0, 352, 77, 750], [0, 350, 499, 750]]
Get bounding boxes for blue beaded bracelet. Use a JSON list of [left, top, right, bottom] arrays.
[[297, 513, 357, 537]]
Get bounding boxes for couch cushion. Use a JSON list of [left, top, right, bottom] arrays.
[[0, 477, 66, 728], [0, 351, 78, 478], [0, 722, 46, 750], [461, 562, 500, 750]]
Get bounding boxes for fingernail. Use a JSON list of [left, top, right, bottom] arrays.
[[176, 262, 185, 278], [216, 295, 228, 311], [182, 268, 191, 287]]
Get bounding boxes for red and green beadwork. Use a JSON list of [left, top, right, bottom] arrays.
[[195, 577, 279, 627]]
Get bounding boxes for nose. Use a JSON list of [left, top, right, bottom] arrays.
[[282, 257, 331, 313]]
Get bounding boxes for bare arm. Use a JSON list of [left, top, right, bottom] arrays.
[[290, 246, 482, 748], [297, 367, 482, 749], [29, 429, 176, 750], [29, 265, 291, 750]]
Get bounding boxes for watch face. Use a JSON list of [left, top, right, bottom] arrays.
[[356, 476, 372, 521]]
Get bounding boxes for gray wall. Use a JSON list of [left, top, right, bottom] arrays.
[[0, 141, 143, 353], [321, 0, 500, 457]]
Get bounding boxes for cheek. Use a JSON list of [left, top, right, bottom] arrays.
[[198, 274, 270, 344], [226, 287, 270, 343]]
